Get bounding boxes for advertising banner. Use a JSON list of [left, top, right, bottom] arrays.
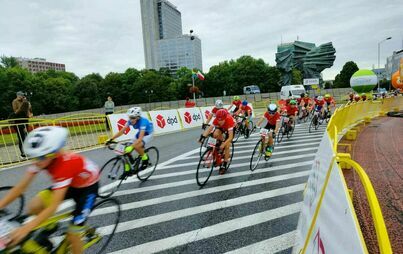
[[107, 113, 138, 142], [199, 106, 215, 123], [149, 109, 182, 134], [177, 107, 204, 129]]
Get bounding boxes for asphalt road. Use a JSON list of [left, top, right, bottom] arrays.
[[0, 120, 327, 253]]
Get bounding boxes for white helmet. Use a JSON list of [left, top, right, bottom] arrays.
[[317, 96, 323, 100], [127, 107, 141, 118], [215, 99, 224, 109], [267, 104, 277, 113], [23, 126, 68, 158]]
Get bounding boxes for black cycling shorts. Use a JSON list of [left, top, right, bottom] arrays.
[[264, 124, 276, 131]]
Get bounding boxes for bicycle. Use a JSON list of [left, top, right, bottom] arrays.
[[309, 108, 324, 133], [196, 135, 235, 187], [233, 115, 253, 142], [250, 128, 276, 171], [0, 186, 121, 254], [98, 141, 159, 198], [199, 124, 211, 157], [276, 114, 296, 143]]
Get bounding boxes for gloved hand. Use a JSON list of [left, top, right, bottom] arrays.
[[105, 138, 114, 146], [124, 146, 134, 154]]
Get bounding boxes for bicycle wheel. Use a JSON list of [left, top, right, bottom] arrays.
[[84, 198, 121, 254], [196, 148, 215, 187], [0, 186, 24, 220], [98, 157, 126, 198], [250, 140, 263, 171], [276, 125, 285, 143], [232, 126, 241, 143], [226, 141, 235, 170], [137, 146, 159, 181], [287, 120, 296, 139], [199, 137, 209, 157]]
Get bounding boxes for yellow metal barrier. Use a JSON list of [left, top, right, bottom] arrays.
[[0, 115, 111, 168], [320, 96, 402, 253]]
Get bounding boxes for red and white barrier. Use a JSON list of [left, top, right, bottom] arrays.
[[177, 108, 203, 129], [149, 109, 182, 135]]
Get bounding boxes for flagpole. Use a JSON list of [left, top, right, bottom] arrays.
[[192, 73, 196, 103]]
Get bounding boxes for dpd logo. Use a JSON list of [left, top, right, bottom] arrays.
[[192, 113, 201, 121], [156, 115, 166, 129], [117, 119, 129, 134], [184, 112, 192, 124], [167, 116, 178, 125]]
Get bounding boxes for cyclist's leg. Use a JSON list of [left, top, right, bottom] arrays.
[[68, 183, 98, 254], [212, 128, 223, 141], [27, 188, 53, 215]]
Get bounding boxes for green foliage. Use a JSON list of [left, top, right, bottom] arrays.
[[0, 55, 283, 119], [333, 61, 359, 88]]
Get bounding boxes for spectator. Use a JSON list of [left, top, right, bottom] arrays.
[[104, 96, 115, 130], [9, 100, 31, 159], [185, 97, 196, 108], [12, 91, 33, 117]]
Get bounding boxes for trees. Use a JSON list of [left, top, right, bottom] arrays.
[[0, 56, 19, 68], [333, 61, 359, 88], [291, 68, 303, 85]]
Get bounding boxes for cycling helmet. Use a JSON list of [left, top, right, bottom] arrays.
[[361, 93, 366, 97], [215, 99, 224, 109], [127, 107, 141, 118], [317, 96, 323, 100], [300, 93, 305, 98], [242, 100, 248, 106], [233, 96, 240, 100], [267, 104, 277, 114], [289, 100, 297, 105], [216, 109, 228, 121], [23, 126, 68, 158], [305, 93, 309, 98], [324, 94, 331, 98]]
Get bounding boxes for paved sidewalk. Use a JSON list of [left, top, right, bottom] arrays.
[[343, 116, 402, 254]]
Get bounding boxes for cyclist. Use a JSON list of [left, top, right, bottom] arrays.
[[228, 95, 242, 114], [314, 95, 326, 118], [324, 93, 336, 117], [107, 107, 153, 174], [361, 93, 367, 101], [0, 126, 100, 254], [199, 109, 235, 175], [235, 100, 253, 137], [348, 92, 354, 103], [204, 99, 225, 127], [282, 99, 298, 128], [256, 104, 281, 157], [354, 94, 361, 102]]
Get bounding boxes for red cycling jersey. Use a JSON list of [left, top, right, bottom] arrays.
[[213, 114, 236, 132], [285, 105, 298, 116], [314, 99, 325, 107], [264, 112, 281, 126], [240, 105, 252, 114], [232, 100, 242, 108], [212, 107, 219, 115], [324, 97, 335, 104], [297, 98, 303, 104], [27, 153, 100, 190], [303, 97, 311, 105]]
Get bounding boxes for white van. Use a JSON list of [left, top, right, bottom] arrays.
[[243, 85, 261, 94], [280, 85, 306, 100]]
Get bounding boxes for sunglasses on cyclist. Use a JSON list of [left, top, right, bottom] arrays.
[[34, 153, 56, 161], [129, 116, 139, 120]]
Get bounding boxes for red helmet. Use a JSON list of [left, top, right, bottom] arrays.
[[216, 109, 228, 121]]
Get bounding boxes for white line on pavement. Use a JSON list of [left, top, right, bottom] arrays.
[[108, 202, 302, 254], [93, 171, 309, 215], [224, 230, 297, 254]]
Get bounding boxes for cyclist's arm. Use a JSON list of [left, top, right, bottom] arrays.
[[9, 187, 68, 246], [202, 125, 214, 138], [205, 114, 213, 125], [0, 172, 35, 209], [133, 130, 146, 146], [256, 116, 265, 127], [223, 129, 234, 146], [111, 125, 129, 140]]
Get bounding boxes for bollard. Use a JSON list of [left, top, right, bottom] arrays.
[[337, 153, 352, 169], [345, 130, 357, 141]]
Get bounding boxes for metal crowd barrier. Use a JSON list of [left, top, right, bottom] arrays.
[[0, 114, 111, 168]]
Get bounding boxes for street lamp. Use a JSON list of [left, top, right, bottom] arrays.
[[190, 29, 196, 103], [377, 36, 392, 91], [145, 89, 153, 104]]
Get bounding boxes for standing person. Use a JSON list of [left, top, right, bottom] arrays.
[[12, 91, 33, 117], [9, 100, 31, 159], [104, 96, 115, 130]]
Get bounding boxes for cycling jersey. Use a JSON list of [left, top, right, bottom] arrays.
[[264, 112, 281, 126], [314, 99, 325, 107], [297, 98, 303, 104], [212, 107, 228, 115], [324, 97, 334, 105], [303, 97, 311, 106], [285, 106, 298, 116], [126, 116, 153, 135], [239, 105, 252, 116], [232, 100, 242, 109], [213, 115, 235, 132], [27, 153, 100, 190]]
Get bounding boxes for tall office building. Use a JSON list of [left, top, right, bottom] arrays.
[[140, 0, 202, 73]]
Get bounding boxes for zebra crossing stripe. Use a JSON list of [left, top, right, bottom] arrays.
[[92, 171, 309, 215], [108, 202, 302, 254], [110, 160, 313, 197], [224, 230, 296, 254]]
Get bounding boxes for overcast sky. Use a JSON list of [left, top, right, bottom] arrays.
[[1, 0, 402, 80]]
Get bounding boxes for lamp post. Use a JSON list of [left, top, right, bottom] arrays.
[[190, 30, 197, 103], [145, 89, 153, 105], [377, 37, 392, 91]]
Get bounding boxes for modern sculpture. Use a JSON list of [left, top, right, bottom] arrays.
[[276, 41, 336, 86]]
